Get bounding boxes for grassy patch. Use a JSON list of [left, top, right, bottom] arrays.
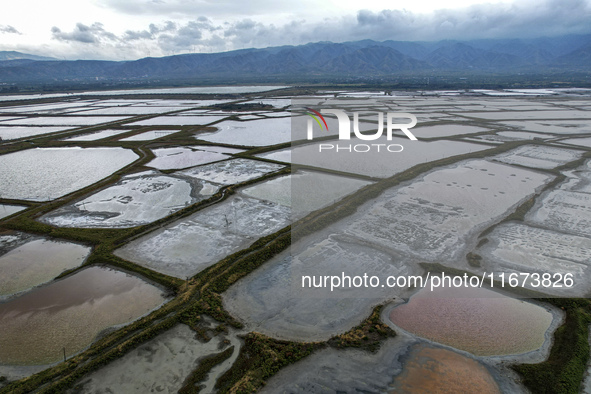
[[513, 299, 591, 394], [328, 305, 396, 352], [179, 346, 235, 394], [215, 333, 324, 394], [466, 252, 483, 268]]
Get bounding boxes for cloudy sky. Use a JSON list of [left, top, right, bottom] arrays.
[[0, 0, 590, 61]]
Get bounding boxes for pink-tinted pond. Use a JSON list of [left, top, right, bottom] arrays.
[[388, 284, 553, 356]]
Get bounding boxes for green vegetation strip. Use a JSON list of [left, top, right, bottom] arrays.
[[178, 346, 235, 394], [328, 305, 396, 352], [215, 334, 323, 394], [513, 299, 591, 394]]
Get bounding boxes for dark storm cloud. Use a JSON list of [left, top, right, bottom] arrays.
[[349, 0, 591, 41], [98, 0, 591, 44], [51, 23, 119, 44], [0, 25, 21, 35], [121, 0, 591, 53]]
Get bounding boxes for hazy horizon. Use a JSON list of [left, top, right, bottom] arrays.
[[1, 0, 590, 61]]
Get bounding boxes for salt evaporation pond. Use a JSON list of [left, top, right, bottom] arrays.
[[194, 145, 244, 154], [258, 341, 411, 393], [411, 124, 490, 138], [495, 131, 550, 141], [344, 159, 551, 261], [387, 285, 553, 356], [0, 233, 91, 296], [115, 195, 291, 278], [477, 223, 591, 296], [560, 159, 591, 194], [0, 117, 26, 123], [0, 147, 138, 201], [559, 136, 591, 148], [0, 266, 167, 365], [128, 115, 226, 126], [78, 106, 192, 115], [224, 234, 412, 341], [179, 158, 284, 185], [0, 85, 285, 102], [456, 110, 591, 120], [527, 190, 591, 238], [70, 324, 230, 394], [244, 98, 292, 108], [238, 114, 263, 120], [1, 116, 130, 126], [79, 85, 288, 95], [0, 101, 95, 114], [146, 147, 230, 170], [64, 129, 131, 141], [197, 118, 291, 146], [40, 171, 217, 228], [255, 148, 291, 163], [0, 204, 25, 220], [242, 170, 372, 216], [500, 120, 591, 135], [494, 145, 582, 169], [261, 111, 291, 118], [0, 126, 74, 140], [290, 137, 490, 178], [390, 345, 501, 393], [260, 338, 519, 394], [118, 130, 178, 141]]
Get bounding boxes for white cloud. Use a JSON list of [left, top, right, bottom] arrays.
[[0, 25, 21, 35], [1, 0, 590, 60], [51, 23, 119, 44]]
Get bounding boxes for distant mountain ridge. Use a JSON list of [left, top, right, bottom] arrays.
[[0, 51, 55, 61], [0, 35, 590, 85]]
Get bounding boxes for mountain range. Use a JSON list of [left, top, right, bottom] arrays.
[[0, 35, 590, 86], [0, 51, 55, 62]]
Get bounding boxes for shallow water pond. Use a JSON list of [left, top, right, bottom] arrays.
[[387, 284, 553, 356], [0, 126, 74, 140], [0, 204, 25, 220], [0, 266, 168, 365], [115, 195, 291, 278], [0, 147, 138, 201], [255, 148, 291, 163], [344, 159, 551, 261], [147, 147, 230, 170], [290, 137, 491, 178], [179, 158, 284, 185], [0, 234, 91, 296], [527, 189, 591, 238], [390, 345, 501, 393], [63, 129, 131, 141], [128, 115, 226, 126], [223, 234, 412, 341], [197, 118, 292, 146], [40, 171, 216, 228], [242, 170, 372, 217], [70, 324, 230, 394], [1, 116, 130, 126], [119, 130, 179, 141], [494, 145, 582, 169]]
